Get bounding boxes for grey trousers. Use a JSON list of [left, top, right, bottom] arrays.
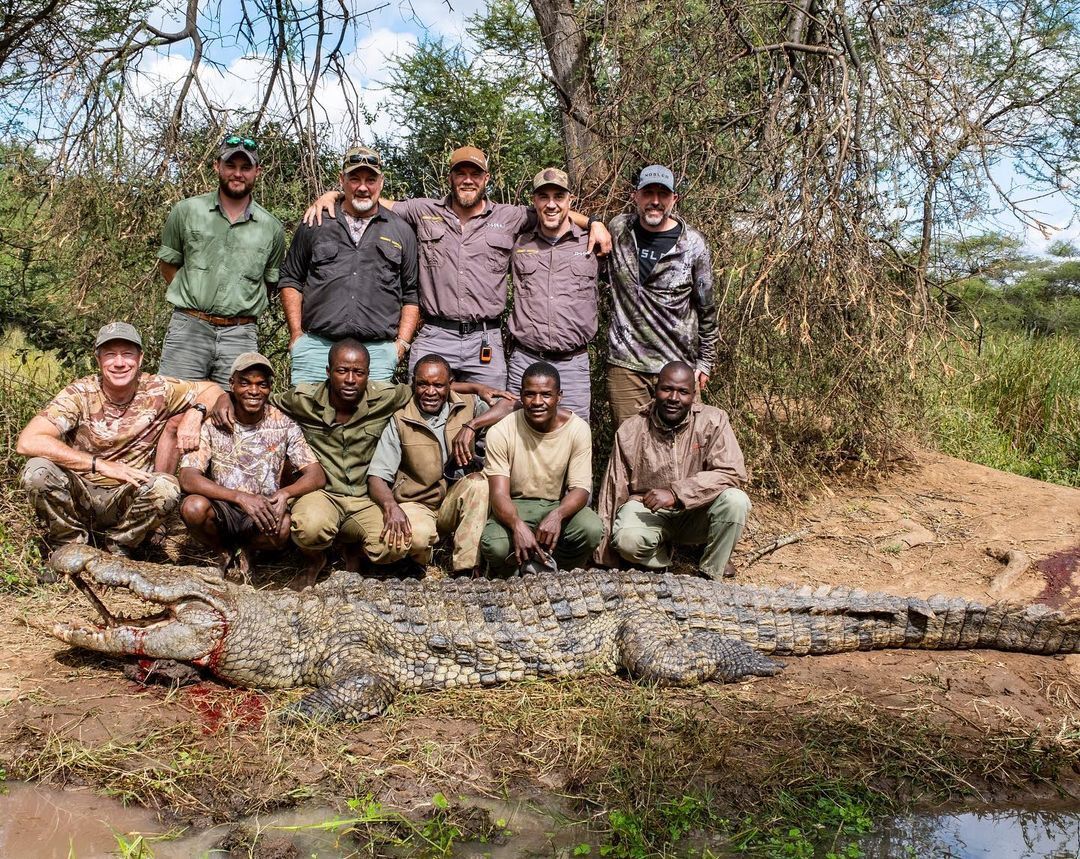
[[158, 310, 258, 386], [408, 324, 507, 388], [507, 346, 591, 422]]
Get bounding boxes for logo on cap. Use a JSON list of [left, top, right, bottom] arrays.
[[94, 322, 143, 350], [636, 165, 676, 192], [449, 146, 489, 173], [532, 167, 571, 193]]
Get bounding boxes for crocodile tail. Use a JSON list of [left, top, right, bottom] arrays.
[[714, 584, 1080, 656]]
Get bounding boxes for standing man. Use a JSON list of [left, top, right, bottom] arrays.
[[479, 362, 603, 574], [157, 134, 286, 385], [178, 353, 326, 581], [281, 146, 420, 386], [17, 323, 222, 555], [367, 354, 516, 576], [596, 361, 750, 579], [606, 165, 718, 427], [506, 168, 599, 421], [305, 147, 610, 387]]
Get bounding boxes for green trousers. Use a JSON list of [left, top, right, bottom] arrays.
[[610, 489, 751, 578], [480, 498, 605, 574]]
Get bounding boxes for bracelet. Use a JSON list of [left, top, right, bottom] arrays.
[[462, 422, 477, 433], [587, 215, 599, 228], [90, 456, 97, 474]]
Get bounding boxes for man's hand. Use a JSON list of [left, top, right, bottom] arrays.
[[475, 385, 515, 405], [588, 220, 612, 256], [695, 370, 709, 392], [534, 508, 565, 552], [175, 409, 203, 451], [379, 501, 412, 551], [642, 488, 678, 512], [302, 191, 340, 227], [511, 519, 541, 565], [288, 331, 303, 350], [209, 392, 236, 432], [395, 339, 408, 362], [96, 459, 153, 488], [268, 488, 291, 524], [451, 425, 476, 467], [235, 492, 279, 534]]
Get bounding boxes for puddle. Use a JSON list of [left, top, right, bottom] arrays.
[[851, 806, 1080, 858]]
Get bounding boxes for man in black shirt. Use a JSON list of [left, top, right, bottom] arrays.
[[279, 146, 420, 386]]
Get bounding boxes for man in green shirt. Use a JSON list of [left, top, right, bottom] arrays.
[[156, 134, 286, 386]]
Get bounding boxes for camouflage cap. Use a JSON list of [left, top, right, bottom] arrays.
[[230, 351, 274, 377], [532, 167, 571, 193], [94, 322, 143, 350], [342, 146, 383, 176]]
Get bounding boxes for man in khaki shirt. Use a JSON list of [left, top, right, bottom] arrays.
[[480, 361, 603, 574], [596, 361, 751, 578], [507, 168, 599, 421]]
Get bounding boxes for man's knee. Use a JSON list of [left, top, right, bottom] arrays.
[[139, 473, 181, 514], [291, 497, 340, 550], [20, 457, 67, 492], [180, 494, 213, 526], [564, 509, 605, 550], [612, 525, 662, 562], [479, 521, 510, 562], [708, 488, 751, 524]]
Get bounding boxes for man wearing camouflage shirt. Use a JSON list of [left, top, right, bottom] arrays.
[[606, 165, 718, 427]]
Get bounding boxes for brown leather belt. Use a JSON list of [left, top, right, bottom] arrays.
[[180, 308, 257, 327]]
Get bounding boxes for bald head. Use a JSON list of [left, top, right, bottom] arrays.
[[658, 361, 695, 386], [654, 361, 695, 426]]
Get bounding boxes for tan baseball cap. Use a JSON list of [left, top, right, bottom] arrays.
[[532, 167, 571, 193], [94, 322, 143, 350], [342, 146, 383, 176], [230, 352, 274, 377], [449, 146, 489, 172]]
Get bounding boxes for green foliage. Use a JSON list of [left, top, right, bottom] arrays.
[[924, 332, 1080, 486]]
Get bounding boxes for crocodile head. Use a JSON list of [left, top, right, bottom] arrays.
[[49, 543, 232, 667]]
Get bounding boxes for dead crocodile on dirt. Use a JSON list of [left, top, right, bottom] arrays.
[[45, 544, 1080, 722]]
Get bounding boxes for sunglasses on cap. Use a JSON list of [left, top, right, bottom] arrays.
[[345, 152, 381, 167], [223, 135, 258, 151]]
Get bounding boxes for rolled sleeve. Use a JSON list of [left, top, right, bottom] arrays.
[[156, 205, 184, 266], [264, 223, 287, 285], [278, 224, 313, 292]]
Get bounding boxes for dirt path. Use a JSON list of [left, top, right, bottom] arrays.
[[0, 449, 1077, 827]]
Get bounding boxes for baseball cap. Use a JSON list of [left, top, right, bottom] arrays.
[[218, 135, 259, 166], [449, 146, 489, 172], [230, 352, 274, 377], [637, 165, 676, 192], [532, 167, 571, 193], [342, 146, 383, 176], [94, 322, 143, 350]]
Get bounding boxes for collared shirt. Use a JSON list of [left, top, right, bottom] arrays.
[[606, 213, 718, 376], [180, 404, 318, 496], [595, 402, 746, 565], [272, 381, 412, 497], [368, 396, 489, 484], [38, 373, 200, 487], [392, 197, 532, 321], [278, 205, 419, 341], [157, 191, 286, 318], [509, 221, 599, 352]]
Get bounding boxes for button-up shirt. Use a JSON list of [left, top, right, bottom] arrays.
[[157, 191, 286, 318], [596, 402, 746, 565], [392, 197, 532, 321], [509, 222, 599, 352], [279, 205, 419, 341], [272, 380, 412, 497], [606, 213, 718, 376]]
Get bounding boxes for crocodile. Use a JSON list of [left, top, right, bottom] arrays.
[[47, 544, 1080, 721]]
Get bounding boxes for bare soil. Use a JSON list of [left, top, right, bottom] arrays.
[[0, 449, 1077, 826]]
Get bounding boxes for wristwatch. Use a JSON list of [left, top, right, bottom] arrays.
[[395, 338, 412, 353], [194, 403, 208, 417]]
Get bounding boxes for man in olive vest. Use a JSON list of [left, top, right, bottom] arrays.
[[367, 354, 515, 574]]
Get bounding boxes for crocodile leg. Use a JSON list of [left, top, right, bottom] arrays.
[[617, 611, 784, 686], [290, 672, 398, 722]]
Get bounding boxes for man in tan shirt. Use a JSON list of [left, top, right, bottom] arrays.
[[596, 361, 751, 578], [480, 361, 603, 573]]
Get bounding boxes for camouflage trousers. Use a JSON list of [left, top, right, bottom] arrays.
[[400, 473, 489, 571], [20, 457, 181, 550]]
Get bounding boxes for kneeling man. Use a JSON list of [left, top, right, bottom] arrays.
[[480, 362, 603, 573], [179, 353, 326, 580], [16, 322, 221, 555], [597, 361, 751, 578], [367, 354, 515, 575]]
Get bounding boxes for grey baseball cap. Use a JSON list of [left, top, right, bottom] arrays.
[[230, 351, 274, 377], [637, 165, 676, 192], [94, 322, 143, 350]]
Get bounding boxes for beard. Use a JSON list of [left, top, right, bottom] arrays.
[[219, 177, 253, 200], [451, 185, 484, 209], [352, 195, 376, 214], [641, 207, 668, 226]]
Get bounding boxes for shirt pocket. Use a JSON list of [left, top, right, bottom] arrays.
[[374, 237, 404, 287], [570, 254, 598, 289], [236, 243, 271, 281], [484, 232, 515, 273], [183, 228, 214, 270], [418, 221, 445, 268], [512, 251, 540, 282]]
